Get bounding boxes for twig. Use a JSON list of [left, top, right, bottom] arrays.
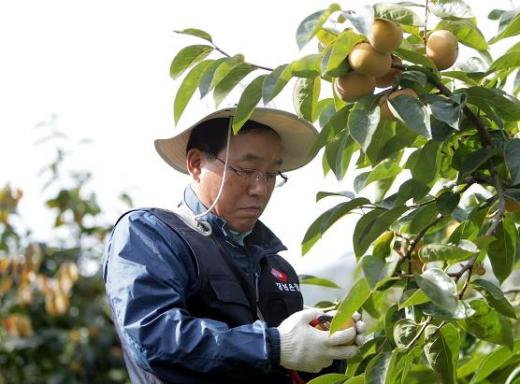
[[212, 44, 274, 72], [405, 215, 444, 260], [450, 171, 506, 282], [424, 0, 430, 48], [406, 316, 432, 349]]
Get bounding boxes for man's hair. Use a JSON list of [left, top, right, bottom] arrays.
[[186, 118, 280, 157]]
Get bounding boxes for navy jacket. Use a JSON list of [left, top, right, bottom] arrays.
[[102, 187, 304, 383]]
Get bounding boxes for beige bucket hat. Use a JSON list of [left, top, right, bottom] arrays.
[[154, 107, 318, 174]]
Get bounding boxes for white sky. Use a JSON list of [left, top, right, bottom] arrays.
[[0, 0, 517, 300]]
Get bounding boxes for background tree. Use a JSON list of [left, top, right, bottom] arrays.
[[171, 1, 520, 382], [0, 136, 131, 383]]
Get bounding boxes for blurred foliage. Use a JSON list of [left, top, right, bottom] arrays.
[[0, 143, 131, 383]]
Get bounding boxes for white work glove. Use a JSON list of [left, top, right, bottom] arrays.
[[327, 310, 367, 347], [277, 308, 360, 373]]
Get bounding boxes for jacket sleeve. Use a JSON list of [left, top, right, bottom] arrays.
[[103, 210, 281, 381]]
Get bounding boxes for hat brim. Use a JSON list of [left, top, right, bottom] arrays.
[[154, 107, 318, 174]]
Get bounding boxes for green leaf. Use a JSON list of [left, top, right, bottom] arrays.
[[436, 191, 460, 215], [488, 214, 517, 283], [457, 354, 486, 379], [364, 352, 393, 384], [333, 134, 357, 180], [353, 206, 408, 258], [344, 375, 364, 384], [472, 278, 516, 319], [395, 48, 437, 69], [293, 77, 321, 122], [399, 289, 431, 308], [441, 71, 481, 86], [429, 0, 474, 19], [210, 55, 245, 90], [419, 240, 478, 263], [489, 47, 520, 73], [174, 60, 214, 124], [400, 346, 422, 384], [232, 75, 267, 134], [316, 190, 355, 202], [470, 341, 520, 383], [424, 323, 459, 384], [307, 373, 347, 384], [504, 139, 520, 185], [373, 3, 423, 26], [348, 95, 381, 151], [388, 95, 431, 138], [420, 300, 475, 320], [291, 54, 322, 78], [408, 203, 438, 234], [385, 305, 404, 346], [458, 147, 497, 178], [489, 11, 520, 44], [198, 57, 227, 97], [356, 160, 402, 191], [313, 104, 349, 152], [296, 4, 341, 50], [430, 98, 463, 129], [393, 319, 418, 348], [330, 278, 371, 334], [366, 121, 417, 166], [465, 86, 520, 121], [360, 255, 398, 289], [169, 45, 213, 79], [302, 197, 370, 255], [213, 63, 256, 107], [298, 275, 341, 289], [321, 30, 364, 75], [373, 230, 394, 260], [174, 28, 213, 42], [399, 70, 428, 88], [342, 6, 375, 35], [262, 64, 292, 103], [437, 19, 488, 51], [459, 299, 514, 349], [393, 178, 430, 207], [416, 268, 458, 312]]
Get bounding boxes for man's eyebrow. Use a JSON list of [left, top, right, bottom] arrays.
[[239, 153, 283, 165]]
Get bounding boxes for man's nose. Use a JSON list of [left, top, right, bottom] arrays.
[[247, 175, 270, 196]]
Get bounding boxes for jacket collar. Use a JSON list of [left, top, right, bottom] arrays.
[[180, 185, 287, 253]]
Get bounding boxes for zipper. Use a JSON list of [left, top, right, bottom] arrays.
[[254, 270, 265, 321], [254, 271, 260, 304]]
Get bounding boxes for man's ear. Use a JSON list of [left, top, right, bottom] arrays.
[[186, 149, 203, 182]]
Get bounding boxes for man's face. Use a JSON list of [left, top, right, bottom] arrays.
[[190, 129, 283, 232]]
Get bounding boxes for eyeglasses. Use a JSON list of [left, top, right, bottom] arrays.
[[214, 157, 288, 188]]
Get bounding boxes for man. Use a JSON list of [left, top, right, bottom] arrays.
[[103, 107, 365, 383]]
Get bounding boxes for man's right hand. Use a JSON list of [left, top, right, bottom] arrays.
[[276, 308, 360, 373]]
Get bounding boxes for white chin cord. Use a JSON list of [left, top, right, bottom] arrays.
[[177, 118, 233, 236]]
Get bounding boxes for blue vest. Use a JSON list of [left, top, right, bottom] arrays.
[[112, 208, 303, 384]]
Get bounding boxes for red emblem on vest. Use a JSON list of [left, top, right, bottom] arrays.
[[271, 267, 288, 283]]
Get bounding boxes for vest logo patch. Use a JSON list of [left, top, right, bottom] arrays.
[[271, 267, 288, 283], [275, 282, 300, 292]]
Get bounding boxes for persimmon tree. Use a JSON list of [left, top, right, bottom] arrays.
[[0, 141, 131, 383], [171, 1, 520, 383]]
